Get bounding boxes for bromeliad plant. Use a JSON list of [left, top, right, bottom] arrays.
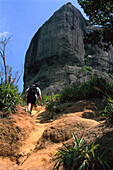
[[53, 132, 111, 170]]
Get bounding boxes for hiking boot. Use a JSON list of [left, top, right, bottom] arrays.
[[29, 111, 31, 115]]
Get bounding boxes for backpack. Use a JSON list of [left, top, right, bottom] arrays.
[[28, 85, 37, 98]]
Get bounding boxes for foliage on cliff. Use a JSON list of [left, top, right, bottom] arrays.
[[78, 0, 113, 50]]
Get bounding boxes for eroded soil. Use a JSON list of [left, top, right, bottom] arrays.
[[0, 99, 113, 170]]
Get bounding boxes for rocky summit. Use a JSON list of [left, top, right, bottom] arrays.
[[24, 2, 113, 94]]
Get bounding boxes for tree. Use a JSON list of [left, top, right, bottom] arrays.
[[0, 36, 12, 83], [77, 0, 113, 50], [0, 35, 22, 115], [0, 35, 22, 85]]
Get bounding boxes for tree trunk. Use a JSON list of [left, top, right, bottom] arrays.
[[3, 47, 7, 84]]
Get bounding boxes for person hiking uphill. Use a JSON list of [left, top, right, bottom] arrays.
[[23, 83, 43, 114]]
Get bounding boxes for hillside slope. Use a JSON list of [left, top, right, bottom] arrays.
[[0, 99, 113, 169]]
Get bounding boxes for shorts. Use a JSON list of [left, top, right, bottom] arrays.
[[27, 95, 36, 105]]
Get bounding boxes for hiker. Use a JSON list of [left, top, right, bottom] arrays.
[[23, 83, 43, 113]]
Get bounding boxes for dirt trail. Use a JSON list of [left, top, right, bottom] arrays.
[[18, 107, 48, 155], [18, 104, 100, 170], [0, 105, 51, 170], [16, 106, 63, 169]]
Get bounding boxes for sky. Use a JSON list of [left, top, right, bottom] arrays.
[[0, 0, 87, 92]]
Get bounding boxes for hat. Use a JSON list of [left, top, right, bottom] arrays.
[[35, 82, 39, 87], [30, 83, 36, 87]]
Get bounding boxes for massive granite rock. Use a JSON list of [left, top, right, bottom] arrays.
[[24, 2, 113, 94]]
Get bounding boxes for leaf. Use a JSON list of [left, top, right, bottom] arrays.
[[78, 160, 86, 170], [79, 135, 86, 147], [94, 144, 100, 150], [103, 161, 111, 170], [72, 132, 79, 147], [91, 141, 95, 158], [108, 98, 113, 103]]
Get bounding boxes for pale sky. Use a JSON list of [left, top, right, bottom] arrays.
[[0, 0, 87, 92]]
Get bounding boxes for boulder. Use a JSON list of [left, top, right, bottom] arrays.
[[24, 2, 113, 94], [37, 113, 99, 144]]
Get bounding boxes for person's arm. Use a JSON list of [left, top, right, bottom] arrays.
[[23, 90, 27, 101], [37, 87, 43, 106], [39, 94, 43, 106]]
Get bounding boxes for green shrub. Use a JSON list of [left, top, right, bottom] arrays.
[[42, 93, 60, 105], [60, 77, 113, 103], [45, 78, 113, 120], [53, 132, 111, 170], [45, 94, 64, 119], [0, 82, 21, 115], [46, 100, 64, 113], [100, 98, 113, 126]]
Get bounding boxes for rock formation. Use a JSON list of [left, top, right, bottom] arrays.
[[24, 2, 113, 94]]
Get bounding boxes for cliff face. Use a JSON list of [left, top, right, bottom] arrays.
[[24, 2, 113, 94]]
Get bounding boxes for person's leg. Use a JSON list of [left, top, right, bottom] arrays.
[[31, 104, 34, 111], [27, 103, 31, 111], [31, 97, 36, 111]]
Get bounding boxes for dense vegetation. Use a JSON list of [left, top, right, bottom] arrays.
[[0, 82, 22, 116], [77, 0, 113, 50], [60, 77, 113, 102], [0, 36, 22, 116], [46, 77, 113, 122]]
